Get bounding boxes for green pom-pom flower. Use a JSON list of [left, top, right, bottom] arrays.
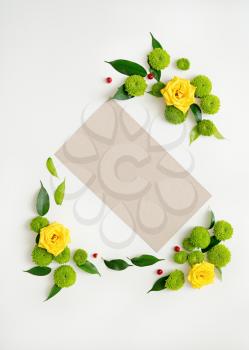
[[165, 270, 185, 290], [200, 94, 220, 114], [214, 220, 233, 241], [182, 237, 195, 251], [191, 75, 212, 98], [124, 75, 147, 96], [176, 58, 190, 70], [190, 226, 210, 249], [197, 119, 215, 136], [151, 82, 165, 96], [174, 251, 188, 264], [54, 247, 71, 264], [165, 105, 186, 124], [148, 48, 170, 70], [207, 244, 231, 268], [54, 265, 76, 288], [30, 216, 49, 233], [187, 251, 204, 266], [73, 249, 88, 266], [32, 245, 53, 266]]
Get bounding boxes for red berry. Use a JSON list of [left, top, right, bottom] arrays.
[[92, 253, 98, 258], [157, 269, 163, 275], [174, 246, 181, 252], [147, 73, 154, 80], [106, 77, 112, 83]]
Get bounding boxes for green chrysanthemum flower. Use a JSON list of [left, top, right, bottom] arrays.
[[182, 237, 195, 252], [124, 75, 147, 96], [54, 247, 71, 264], [165, 270, 185, 291], [54, 265, 76, 288], [187, 251, 204, 266], [176, 58, 190, 70], [190, 226, 211, 249], [151, 82, 165, 96], [191, 75, 212, 98], [174, 251, 188, 264], [148, 48, 170, 70], [32, 245, 53, 266], [197, 119, 215, 136], [73, 249, 88, 266], [207, 244, 231, 268], [214, 220, 233, 241], [30, 216, 49, 233], [200, 94, 220, 114], [164, 105, 186, 124]]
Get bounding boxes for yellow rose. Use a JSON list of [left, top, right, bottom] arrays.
[[161, 76, 196, 113], [39, 222, 70, 256], [188, 262, 215, 289]]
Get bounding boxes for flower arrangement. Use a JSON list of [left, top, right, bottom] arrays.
[[24, 158, 100, 301], [104, 210, 233, 292], [25, 161, 233, 298], [105, 33, 224, 143]]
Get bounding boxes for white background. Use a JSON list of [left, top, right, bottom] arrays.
[[1, 1, 249, 349]]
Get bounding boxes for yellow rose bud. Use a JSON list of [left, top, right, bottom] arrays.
[[39, 222, 70, 256], [187, 262, 215, 289], [161, 76, 196, 113]]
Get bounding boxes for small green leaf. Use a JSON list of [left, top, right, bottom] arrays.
[[213, 127, 225, 139], [103, 259, 131, 271], [208, 209, 215, 229], [46, 157, 58, 177], [36, 181, 50, 216], [45, 284, 62, 301], [105, 60, 147, 77], [190, 125, 200, 144], [149, 67, 161, 81], [130, 254, 164, 267], [24, 266, 51, 276], [215, 266, 222, 280], [202, 236, 220, 253], [54, 179, 65, 205], [150, 32, 163, 49], [148, 91, 161, 97], [147, 275, 170, 293], [190, 104, 202, 123], [79, 260, 101, 276], [112, 85, 134, 100], [35, 233, 40, 244]]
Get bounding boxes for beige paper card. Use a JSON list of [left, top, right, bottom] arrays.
[[55, 100, 210, 251]]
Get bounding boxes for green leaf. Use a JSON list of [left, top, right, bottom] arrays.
[[103, 259, 131, 271], [190, 125, 200, 144], [208, 209, 215, 229], [149, 67, 161, 81], [79, 260, 101, 276], [130, 254, 164, 267], [150, 32, 163, 49], [54, 179, 65, 205], [105, 60, 147, 77], [190, 104, 202, 123], [148, 91, 161, 97], [45, 284, 62, 301], [112, 84, 134, 100], [36, 181, 50, 216], [24, 266, 51, 276], [35, 233, 40, 244], [215, 266, 222, 281], [213, 127, 225, 139], [46, 157, 58, 177], [202, 236, 220, 253], [147, 275, 170, 293]]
